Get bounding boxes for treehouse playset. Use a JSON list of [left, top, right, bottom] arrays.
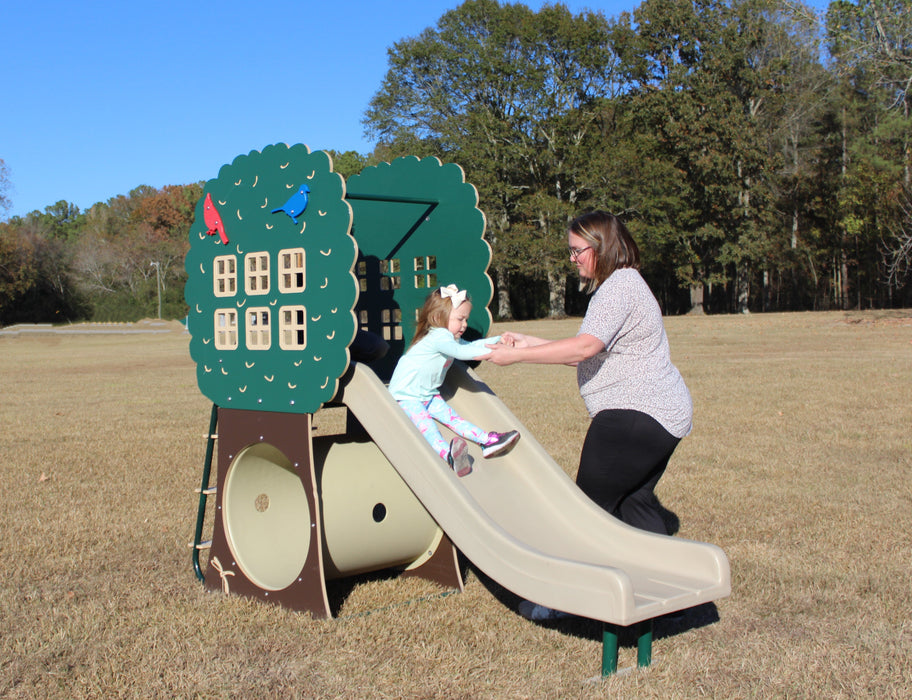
[[185, 143, 731, 677], [186, 143, 493, 615]]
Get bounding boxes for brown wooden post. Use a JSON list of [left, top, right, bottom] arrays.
[[205, 408, 331, 618]]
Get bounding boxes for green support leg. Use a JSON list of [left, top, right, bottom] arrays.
[[602, 624, 619, 676], [601, 619, 654, 676], [636, 619, 654, 668]]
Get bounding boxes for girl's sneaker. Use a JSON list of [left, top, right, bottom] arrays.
[[482, 430, 520, 458], [447, 437, 472, 477]]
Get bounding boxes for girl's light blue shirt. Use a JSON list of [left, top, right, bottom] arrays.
[[388, 327, 500, 402]]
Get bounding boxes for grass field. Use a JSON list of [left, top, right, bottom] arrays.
[[1, 311, 910, 698]]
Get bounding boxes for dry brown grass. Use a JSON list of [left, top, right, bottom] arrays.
[[1, 311, 910, 698]]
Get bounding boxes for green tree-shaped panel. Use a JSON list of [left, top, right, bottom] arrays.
[[184, 143, 357, 414], [347, 156, 492, 379]]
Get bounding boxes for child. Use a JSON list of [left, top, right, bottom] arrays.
[[388, 284, 520, 477]]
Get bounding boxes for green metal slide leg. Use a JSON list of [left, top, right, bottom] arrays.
[[601, 619, 654, 676], [602, 625, 619, 676], [637, 619, 654, 668]]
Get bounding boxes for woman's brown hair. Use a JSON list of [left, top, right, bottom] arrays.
[[568, 211, 640, 294]]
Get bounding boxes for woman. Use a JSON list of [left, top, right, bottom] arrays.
[[483, 211, 692, 536]]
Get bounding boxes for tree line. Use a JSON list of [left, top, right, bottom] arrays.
[[0, 183, 203, 324], [1, 0, 910, 325]]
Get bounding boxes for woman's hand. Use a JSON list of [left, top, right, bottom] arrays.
[[482, 333, 604, 366], [482, 342, 518, 366]]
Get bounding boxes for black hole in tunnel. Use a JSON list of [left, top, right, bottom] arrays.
[[372, 503, 387, 523]]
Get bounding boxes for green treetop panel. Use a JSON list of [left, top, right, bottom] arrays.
[[184, 143, 357, 415], [346, 156, 492, 379]]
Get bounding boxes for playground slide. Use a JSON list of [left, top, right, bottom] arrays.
[[334, 361, 731, 627]]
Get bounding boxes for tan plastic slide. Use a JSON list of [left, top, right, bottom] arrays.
[[334, 361, 731, 626]]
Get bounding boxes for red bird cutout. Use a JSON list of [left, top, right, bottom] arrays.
[[203, 193, 229, 245]]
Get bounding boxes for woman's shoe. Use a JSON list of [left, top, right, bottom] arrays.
[[518, 600, 570, 621]]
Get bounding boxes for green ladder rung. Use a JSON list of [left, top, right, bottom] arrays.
[[192, 404, 219, 582]]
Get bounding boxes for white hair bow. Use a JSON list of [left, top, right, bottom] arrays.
[[439, 284, 468, 307]]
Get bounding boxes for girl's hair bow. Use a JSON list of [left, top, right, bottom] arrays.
[[439, 284, 468, 307]]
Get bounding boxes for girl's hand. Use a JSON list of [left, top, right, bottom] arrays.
[[500, 332, 530, 348]]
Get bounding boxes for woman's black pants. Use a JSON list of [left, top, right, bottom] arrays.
[[576, 409, 681, 535]]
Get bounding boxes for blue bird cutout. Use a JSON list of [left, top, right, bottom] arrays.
[[271, 184, 310, 224]]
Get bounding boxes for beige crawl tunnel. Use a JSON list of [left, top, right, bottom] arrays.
[[202, 407, 463, 617]]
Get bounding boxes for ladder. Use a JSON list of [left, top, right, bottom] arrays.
[[191, 404, 218, 581]]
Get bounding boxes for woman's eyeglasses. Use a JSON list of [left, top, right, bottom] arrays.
[[569, 245, 591, 260]]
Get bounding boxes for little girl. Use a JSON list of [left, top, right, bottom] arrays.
[[388, 284, 520, 477]]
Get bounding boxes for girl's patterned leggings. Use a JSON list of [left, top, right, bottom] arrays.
[[397, 395, 490, 460]]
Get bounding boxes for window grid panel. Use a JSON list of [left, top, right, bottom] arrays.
[[214, 309, 238, 350], [279, 305, 307, 350], [379, 307, 402, 341], [246, 307, 271, 350], [278, 248, 306, 293], [244, 252, 270, 295], [412, 255, 437, 290], [213, 255, 237, 297], [379, 258, 402, 291]]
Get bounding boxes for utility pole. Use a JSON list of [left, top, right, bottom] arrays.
[[150, 261, 161, 319]]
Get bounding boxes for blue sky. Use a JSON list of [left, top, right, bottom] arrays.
[[1, 0, 825, 220]]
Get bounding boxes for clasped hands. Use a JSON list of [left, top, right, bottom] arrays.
[[480, 331, 528, 366]]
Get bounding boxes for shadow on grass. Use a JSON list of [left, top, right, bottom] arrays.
[[324, 499, 713, 645], [317, 551, 720, 646], [325, 556, 472, 619], [466, 557, 721, 647]]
